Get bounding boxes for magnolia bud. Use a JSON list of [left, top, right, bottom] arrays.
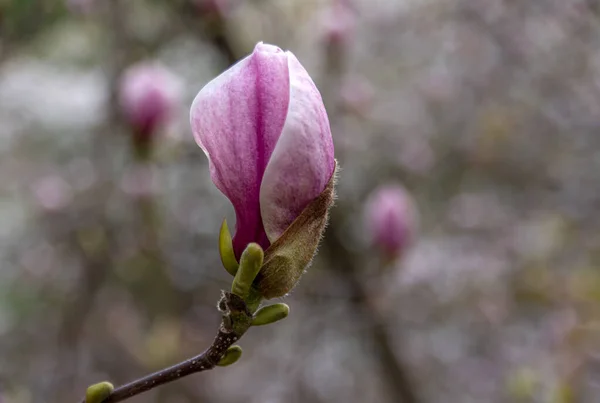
[[322, 0, 356, 46], [119, 62, 181, 147], [364, 185, 418, 259], [191, 42, 336, 298]]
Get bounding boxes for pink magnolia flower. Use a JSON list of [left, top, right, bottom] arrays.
[[364, 185, 419, 259], [119, 63, 181, 142], [190, 42, 335, 259]]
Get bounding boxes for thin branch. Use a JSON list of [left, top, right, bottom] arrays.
[[80, 292, 253, 403]]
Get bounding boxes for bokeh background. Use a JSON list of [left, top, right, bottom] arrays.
[[2, 0, 600, 402]]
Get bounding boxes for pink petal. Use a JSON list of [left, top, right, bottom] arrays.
[[190, 43, 290, 257], [260, 51, 335, 241]]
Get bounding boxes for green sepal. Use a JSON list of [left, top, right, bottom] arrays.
[[219, 219, 239, 276], [217, 345, 243, 366], [85, 381, 114, 403], [252, 303, 289, 326], [231, 243, 264, 299]]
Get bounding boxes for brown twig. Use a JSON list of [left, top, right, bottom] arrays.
[[80, 292, 253, 403]]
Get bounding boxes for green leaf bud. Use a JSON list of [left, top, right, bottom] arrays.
[[217, 345, 243, 366], [85, 381, 114, 403], [252, 303, 289, 326], [231, 243, 264, 299]]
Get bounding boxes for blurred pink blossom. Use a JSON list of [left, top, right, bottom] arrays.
[[321, 0, 356, 46], [119, 62, 182, 143], [419, 68, 456, 104], [65, 0, 95, 14], [364, 185, 419, 259], [339, 77, 374, 117], [193, 0, 230, 16], [120, 164, 159, 198], [32, 175, 73, 211], [398, 139, 435, 174]]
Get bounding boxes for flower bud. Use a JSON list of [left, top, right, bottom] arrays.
[[119, 63, 181, 147], [364, 185, 418, 259], [321, 0, 356, 46], [190, 42, 336, 298]]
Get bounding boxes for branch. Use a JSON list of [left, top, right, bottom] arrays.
[[81, 291, 253, 403]]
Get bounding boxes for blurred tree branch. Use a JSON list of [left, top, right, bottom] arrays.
[[175, 0, 240, 66], [317, 10, 421, 400], [321, 224, 421, 403]]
